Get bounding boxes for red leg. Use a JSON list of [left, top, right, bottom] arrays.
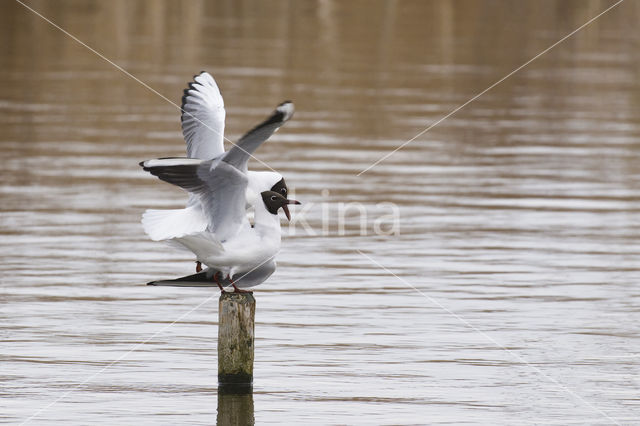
[[228, 275, 251, 293], [212, 271, 225, 292]]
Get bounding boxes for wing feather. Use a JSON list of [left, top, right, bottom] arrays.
[[140, 159, 248, 241], [223, 101, 294, 171], [140, 161, 207, 194], [142, 99, 293, 243], [181, 71, 226, 160]]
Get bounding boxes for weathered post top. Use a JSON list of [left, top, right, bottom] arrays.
[[218, 292, 256, 390]]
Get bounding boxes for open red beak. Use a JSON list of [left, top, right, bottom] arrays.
[[282, 199, 301, 221]]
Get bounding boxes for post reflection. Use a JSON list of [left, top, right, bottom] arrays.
[[217, 385, 254, 426]]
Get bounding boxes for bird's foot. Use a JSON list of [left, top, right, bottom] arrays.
[[195, 261, 202, 273]]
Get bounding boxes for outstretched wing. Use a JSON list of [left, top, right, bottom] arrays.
[[181, 71, 226, 160], [140, 159, 248, 242], [142, 101, 294, 241], [223, 101, 294, 171]]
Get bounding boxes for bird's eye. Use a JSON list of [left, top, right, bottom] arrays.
[[270, 195, 277, 201], [280, 188, 287, 195]]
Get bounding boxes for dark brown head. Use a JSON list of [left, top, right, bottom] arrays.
[[270, 177, 288, 198], [261, 191, 301, 221]]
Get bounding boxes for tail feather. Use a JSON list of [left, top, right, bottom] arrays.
[[141, 205, 207, 241], [171, 232, 224, 256]]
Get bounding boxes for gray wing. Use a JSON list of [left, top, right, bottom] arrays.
[[223, 101, 294, 171], [181, 71, 226, 160], [197, 161, 248, 241], [141, 101, 293, 241], [147, 260, 276, 288], [231, 259, 276, 288], [140, 158, 248, 242]]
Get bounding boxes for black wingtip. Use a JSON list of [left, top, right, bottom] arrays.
[[180, 71, 215, 122], [275, 101, 294, 122], [147, 281, 157, 286], [180, 81, 199, 121], [138, 160, 145, 167]]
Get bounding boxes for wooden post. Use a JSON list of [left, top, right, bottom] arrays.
[[218, 292, 255, 389]]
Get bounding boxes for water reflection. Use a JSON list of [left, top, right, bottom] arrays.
[[1, 0, 640, 424], [217, 386, 254, 426]]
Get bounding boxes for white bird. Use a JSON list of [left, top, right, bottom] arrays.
[[141, 71, 290, 248], [141, 72, 291, 284], [141, 101, 299, 292]]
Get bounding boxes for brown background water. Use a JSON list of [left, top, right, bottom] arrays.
[[1, 0, 639, 424]]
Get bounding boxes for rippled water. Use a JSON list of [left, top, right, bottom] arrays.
[[2, 1, 640, 424]]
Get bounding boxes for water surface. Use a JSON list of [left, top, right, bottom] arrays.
[[2, 1, 639, 424]]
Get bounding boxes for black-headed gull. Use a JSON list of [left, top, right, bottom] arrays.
[[141, 72, 292, 286], [141, 72, 290, 247], [141, 102, 299, 292]]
